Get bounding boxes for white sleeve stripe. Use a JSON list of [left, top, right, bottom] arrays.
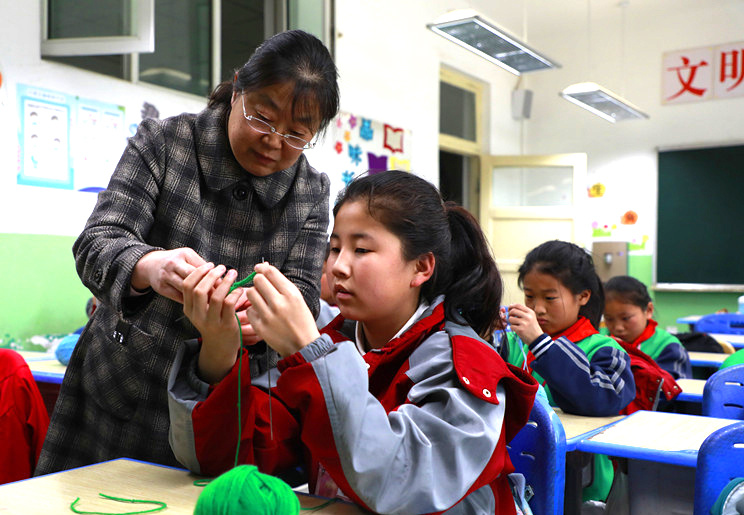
[[530, 334, 553, 357]]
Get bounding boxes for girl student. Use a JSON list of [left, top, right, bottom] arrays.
[[36, 30, 339, 475], [168, 171, 539, 514], [500, 240, 635, 503], [603, 275, 692, 379]]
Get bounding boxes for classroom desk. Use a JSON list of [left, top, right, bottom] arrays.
[[0, 458, 364, 515], [15, 349, 55, 362], [710, 332, 744, 349], [688, 351, 728, 368], [554, 409, 625, 451], [677, 315, 702, 331], [675, 378, 705, 402], [576, 410, 740, 515]]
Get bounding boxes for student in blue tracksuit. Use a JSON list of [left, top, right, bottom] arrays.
[[499, 240, 635, 503], [603, 275, 691, 380]]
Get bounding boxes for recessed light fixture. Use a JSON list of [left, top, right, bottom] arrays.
[[560, 82, 649, 122], [427, 9, 560, 75]]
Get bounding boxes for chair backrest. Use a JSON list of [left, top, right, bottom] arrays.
[[507, 396, 566, 515], [696, 313, 744, 335], [702, 365, 744, 419], [694, 421, 744, 515]]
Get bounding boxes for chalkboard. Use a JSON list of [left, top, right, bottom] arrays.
[[657, 144, 744, 286]]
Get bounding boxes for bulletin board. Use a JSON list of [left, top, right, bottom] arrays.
[[17, 84, 126, 192], [657, 144, 744, 286], [307, 111, 412, 219]]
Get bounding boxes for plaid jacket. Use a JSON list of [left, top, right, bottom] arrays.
[[35, 103, 329, 474]]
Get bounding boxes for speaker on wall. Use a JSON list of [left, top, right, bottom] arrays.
[[511, 89, 533, 120]]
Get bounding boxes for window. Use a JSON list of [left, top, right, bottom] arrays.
[[438, 67, 484, 217], [42, 0, 333, 98]]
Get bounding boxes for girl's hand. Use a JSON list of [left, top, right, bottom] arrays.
[[245, 262, 320, 358], [507, 303, 544, 344], [132, 248, 207, 303], [182, 263, 242, 384]]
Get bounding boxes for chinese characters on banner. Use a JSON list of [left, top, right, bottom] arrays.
[[663, 41, 744, 104]]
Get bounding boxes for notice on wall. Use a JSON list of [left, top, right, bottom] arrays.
[[17, 84, 126, 191], [306, 111, 413, 223], [662, 41, 744, 104]]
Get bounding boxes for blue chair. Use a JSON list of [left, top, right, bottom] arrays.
[[694, 421, 744, 515], [702, 365, 744, 419], [507, 396, 566, 515], [696, 313, 744, 335]]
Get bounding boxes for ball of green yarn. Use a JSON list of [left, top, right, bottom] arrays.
[[194, 465, 300, 515]]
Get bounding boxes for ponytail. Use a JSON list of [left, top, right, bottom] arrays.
[[441, 203, 503, 338]]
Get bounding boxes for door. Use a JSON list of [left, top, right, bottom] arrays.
[[480, 153, 588, 306]]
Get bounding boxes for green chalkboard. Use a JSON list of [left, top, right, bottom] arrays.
[[657, 144, 744, 285]]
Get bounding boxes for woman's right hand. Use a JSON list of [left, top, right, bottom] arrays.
[[131, 248, 207, 303], [182, 263, 242, 384]]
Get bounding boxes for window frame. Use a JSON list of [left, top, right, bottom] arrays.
[[438, 66, 483, 156], [41, 0, 155, 57]]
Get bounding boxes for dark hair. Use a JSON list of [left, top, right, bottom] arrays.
[[208, 30, 339, 135], [333, 170, 503, 339], [604, 275, 652, 309], [517, 240, 604, 329]]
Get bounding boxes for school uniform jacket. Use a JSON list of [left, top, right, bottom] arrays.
[[501, 317, 634, 503], [610, 320, 692, 380], [168, 299, 539, 514], [0, 349, 49, 484], [502, 317, 634, 416], [35, 103, 329, 475]]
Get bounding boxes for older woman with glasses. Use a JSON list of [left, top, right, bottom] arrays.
[[36, 29, 339, 475]]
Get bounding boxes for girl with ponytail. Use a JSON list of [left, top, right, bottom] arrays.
[[501, 239, 635, 503], [168, 170, 539, 514]]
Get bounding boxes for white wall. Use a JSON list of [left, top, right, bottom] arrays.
[[2, 0, 742, 249], [332, 0, 744, 268], [0, 0, 207, 236]]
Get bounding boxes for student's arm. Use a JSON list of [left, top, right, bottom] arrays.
[[167, 340, 301, 477], [655, 342, 692, 380], [528, 335, 635, 416], [277, 333, 508, 514]]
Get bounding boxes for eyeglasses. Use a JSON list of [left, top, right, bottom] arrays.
[[241, 93, 315, 150]]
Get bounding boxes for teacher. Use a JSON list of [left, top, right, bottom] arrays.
[[36, 29, 339, 474]]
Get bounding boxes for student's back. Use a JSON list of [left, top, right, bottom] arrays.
[[0, 349, 49, 484]]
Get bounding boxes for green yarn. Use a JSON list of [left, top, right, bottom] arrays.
[[193, 465, 299, 515], [70, 493, 166, 514]]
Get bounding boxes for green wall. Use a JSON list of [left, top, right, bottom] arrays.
[[0, 233, 90, 346], [626, 254, 742, 332]]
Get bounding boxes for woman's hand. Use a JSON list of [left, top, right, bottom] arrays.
[[182, 263, 242, 384], [245, 263, 320, 358], [507, 303, 544, 344], [131, 248, 207, 303]]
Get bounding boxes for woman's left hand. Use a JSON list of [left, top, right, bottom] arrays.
[[245, 262, 320, 358]]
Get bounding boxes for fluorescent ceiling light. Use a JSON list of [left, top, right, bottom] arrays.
[[427, 9, 560, 75], [560, 82, 649, 122]]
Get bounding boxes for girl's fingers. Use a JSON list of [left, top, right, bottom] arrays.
[[254, 262, 295, 295]]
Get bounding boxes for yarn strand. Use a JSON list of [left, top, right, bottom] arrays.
[[234, 313, 243, 468], [69, 493, 166, 515]]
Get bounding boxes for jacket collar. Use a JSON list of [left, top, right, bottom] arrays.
[[550, 316, 598, 341], [194, 103, 300, 209]]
